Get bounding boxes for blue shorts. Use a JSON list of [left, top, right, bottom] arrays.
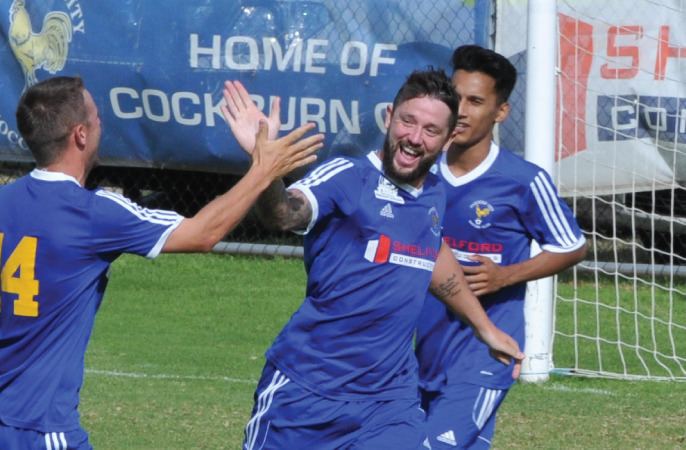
[[421, 383, 508, 450], [0, 423, 91, 450], [244, 362, 430, 450]]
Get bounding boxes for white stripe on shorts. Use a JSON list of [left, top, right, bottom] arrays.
[[244, 369, 290, 450], [44, 432, 67, 450], [472, 387, 502, 430]]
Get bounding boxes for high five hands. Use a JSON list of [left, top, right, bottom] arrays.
[[221, 80, 324, 178]]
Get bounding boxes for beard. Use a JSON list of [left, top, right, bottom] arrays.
[[381, 134, 440, 186]]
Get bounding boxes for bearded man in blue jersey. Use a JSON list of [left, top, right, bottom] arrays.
[[222, 69, 525, 449], [415, 46, 587, 449], [0, 76, 323, 450]]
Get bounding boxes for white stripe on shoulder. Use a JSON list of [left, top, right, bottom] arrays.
[[537, 173, 579, 243], [530, 173, 574, 248], [96, 190, 182, 225], [293, 158, 353, 189]]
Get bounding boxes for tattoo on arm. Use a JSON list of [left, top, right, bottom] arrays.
[[431, 272, 463, 300], [256, 182, 312, 231], [285, 192, 312, 229]]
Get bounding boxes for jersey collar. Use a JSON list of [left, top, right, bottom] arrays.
[[439, 141, 500, 187], [30, 168, 82, 186], [366, 151, 424, 198]]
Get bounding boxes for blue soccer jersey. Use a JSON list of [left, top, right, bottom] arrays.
[[416, 144, 585, 390], [0, 169, 182, 432], [265, 151, 446, 401]]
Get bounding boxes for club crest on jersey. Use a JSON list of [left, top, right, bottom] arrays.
[[374, 176, 405, 204], [428, 206, 441, 236], [468, 200, 494, 229]]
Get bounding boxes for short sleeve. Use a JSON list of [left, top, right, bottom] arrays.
[[287, 157, 358, 234], [522, 170, 586, 253], [89, 190, 183, 258]]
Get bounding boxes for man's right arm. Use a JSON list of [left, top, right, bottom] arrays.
[[255, 181, 313, 232], [162, 122, 322, 252], [220, 79, 314, 233]]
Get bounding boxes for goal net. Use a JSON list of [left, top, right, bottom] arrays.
[[497, 0, 686, 381]]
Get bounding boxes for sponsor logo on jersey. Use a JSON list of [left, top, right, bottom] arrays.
[[450, 249, 502, 264], [443, 237, 503, 263], [428, 206, 441, 236], [436, 430, 457, 446], [374, 176, 405, 204], [468, 200, 494, 229], [9, 0, 86, 88], [364, 234, 437, 271], [380, 202, 395, 219]]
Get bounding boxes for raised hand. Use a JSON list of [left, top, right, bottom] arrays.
[[221, 80, 281, 154], [251, 120, 324, 180]]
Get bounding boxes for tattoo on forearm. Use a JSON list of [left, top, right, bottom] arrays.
[[433, 273, 463, 300]]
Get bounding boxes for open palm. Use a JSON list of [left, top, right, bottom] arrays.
[[221, 80, 281, 155]]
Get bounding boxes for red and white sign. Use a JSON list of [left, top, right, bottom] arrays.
[[498, 0, 683, 195]]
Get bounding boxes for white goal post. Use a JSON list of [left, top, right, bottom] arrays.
[[520, 0, 558, 383], [498, 0, 686, 382]]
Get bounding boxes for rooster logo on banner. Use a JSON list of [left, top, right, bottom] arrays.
[[9, 0, 73, 87]]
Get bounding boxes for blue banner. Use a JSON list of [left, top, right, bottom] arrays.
[[0, 0, 483, 174]]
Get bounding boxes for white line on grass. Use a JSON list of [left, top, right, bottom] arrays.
[[539, 383, 614, 396], [86, 368, 256, 385], [86, 370, 614, 396]]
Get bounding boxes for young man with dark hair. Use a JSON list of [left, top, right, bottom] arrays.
[[415, 45, 587, 449], [222, 68, 524, 449]]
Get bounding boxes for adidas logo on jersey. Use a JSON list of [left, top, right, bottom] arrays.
[[380, 203, 394, 219], [436, 430, 457, 446]]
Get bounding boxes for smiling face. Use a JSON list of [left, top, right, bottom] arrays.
[[451, 69, 509, 152], [382, 95, 454, 187]]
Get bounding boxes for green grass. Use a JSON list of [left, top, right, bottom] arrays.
[[555, 274, 686, 379], [81, 254, 686, 449]]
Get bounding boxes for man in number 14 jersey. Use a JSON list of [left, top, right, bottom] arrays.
[[0, 76, 323, 450]]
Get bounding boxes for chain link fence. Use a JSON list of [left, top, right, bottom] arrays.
[[0, 162, 302, 246], [1, 1, 484, 250]]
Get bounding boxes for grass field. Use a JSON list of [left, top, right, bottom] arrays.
[[81, 253, 686, 449]]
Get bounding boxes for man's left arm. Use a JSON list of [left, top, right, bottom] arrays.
[[431, 241, 525, 378]]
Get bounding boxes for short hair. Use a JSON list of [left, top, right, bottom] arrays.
[[392, 68, 459, 134], [16, 76, 88, 167], [451, 45, 517, 104]]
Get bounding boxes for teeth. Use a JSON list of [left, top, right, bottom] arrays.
[[401, 145, 419, 156]]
